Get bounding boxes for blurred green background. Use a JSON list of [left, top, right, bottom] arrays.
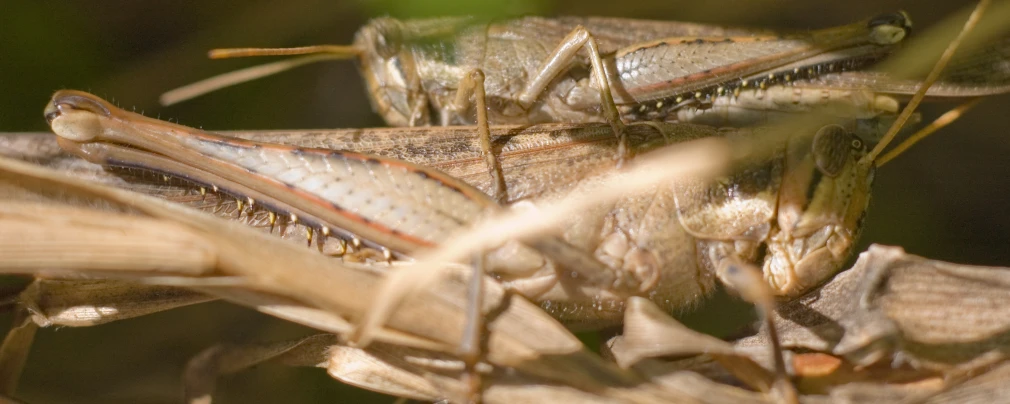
[[1, 0, 1008, 402]]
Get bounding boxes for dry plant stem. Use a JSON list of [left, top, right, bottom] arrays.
[[865, 0, 992, 164], [460, 252, 487, 402], [184, 284, 449, 352], [712, 260, 796, 401], [324, 342, 662, 404], [0, 203, 217, 275], [875, 98, 983, 166], [185, 327, 784, 403], [16, 279, 215, 327]]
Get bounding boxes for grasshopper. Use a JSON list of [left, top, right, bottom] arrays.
[[165, 13, 913, 130], [47, 90, 884, 330], [165, 12, 1010, 130], [165, 14, 917, 126], [49, 88, 985, 404]]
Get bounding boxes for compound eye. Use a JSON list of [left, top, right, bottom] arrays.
[[370, 19, 403, 59], [867, 11, 912, 45], [812, 125, 851, 178]]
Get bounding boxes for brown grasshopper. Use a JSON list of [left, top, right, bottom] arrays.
[[43, 88, 985, 404], [45, 90, 890, 329]]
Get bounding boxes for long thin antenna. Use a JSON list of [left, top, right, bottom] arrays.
[[209, 45, 360, 59]]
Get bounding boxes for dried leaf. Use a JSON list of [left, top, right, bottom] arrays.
[[18, 279, 213, 327], [732, 244, 1010, 398]]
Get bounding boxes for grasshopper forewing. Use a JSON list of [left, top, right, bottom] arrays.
[[45, 91, 495, 257], [49, 89, 881, 329], [788, 35, 1010, 96]]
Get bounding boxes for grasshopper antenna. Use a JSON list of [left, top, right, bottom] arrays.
[[160, 45, 362, 106], [207, 45, 361, 59], [862, 0, 991, 167]]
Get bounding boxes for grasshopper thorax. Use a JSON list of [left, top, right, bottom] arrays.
[[764, 124, 875, 296]]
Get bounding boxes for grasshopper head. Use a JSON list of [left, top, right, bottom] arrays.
[[354, 18, 430, 127], [764, 125, 875, 296]]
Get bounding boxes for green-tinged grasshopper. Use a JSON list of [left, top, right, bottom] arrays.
[[46, 90, 880, 329], [166, 12, 1010, 130], [163, 14, 914, 134]]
